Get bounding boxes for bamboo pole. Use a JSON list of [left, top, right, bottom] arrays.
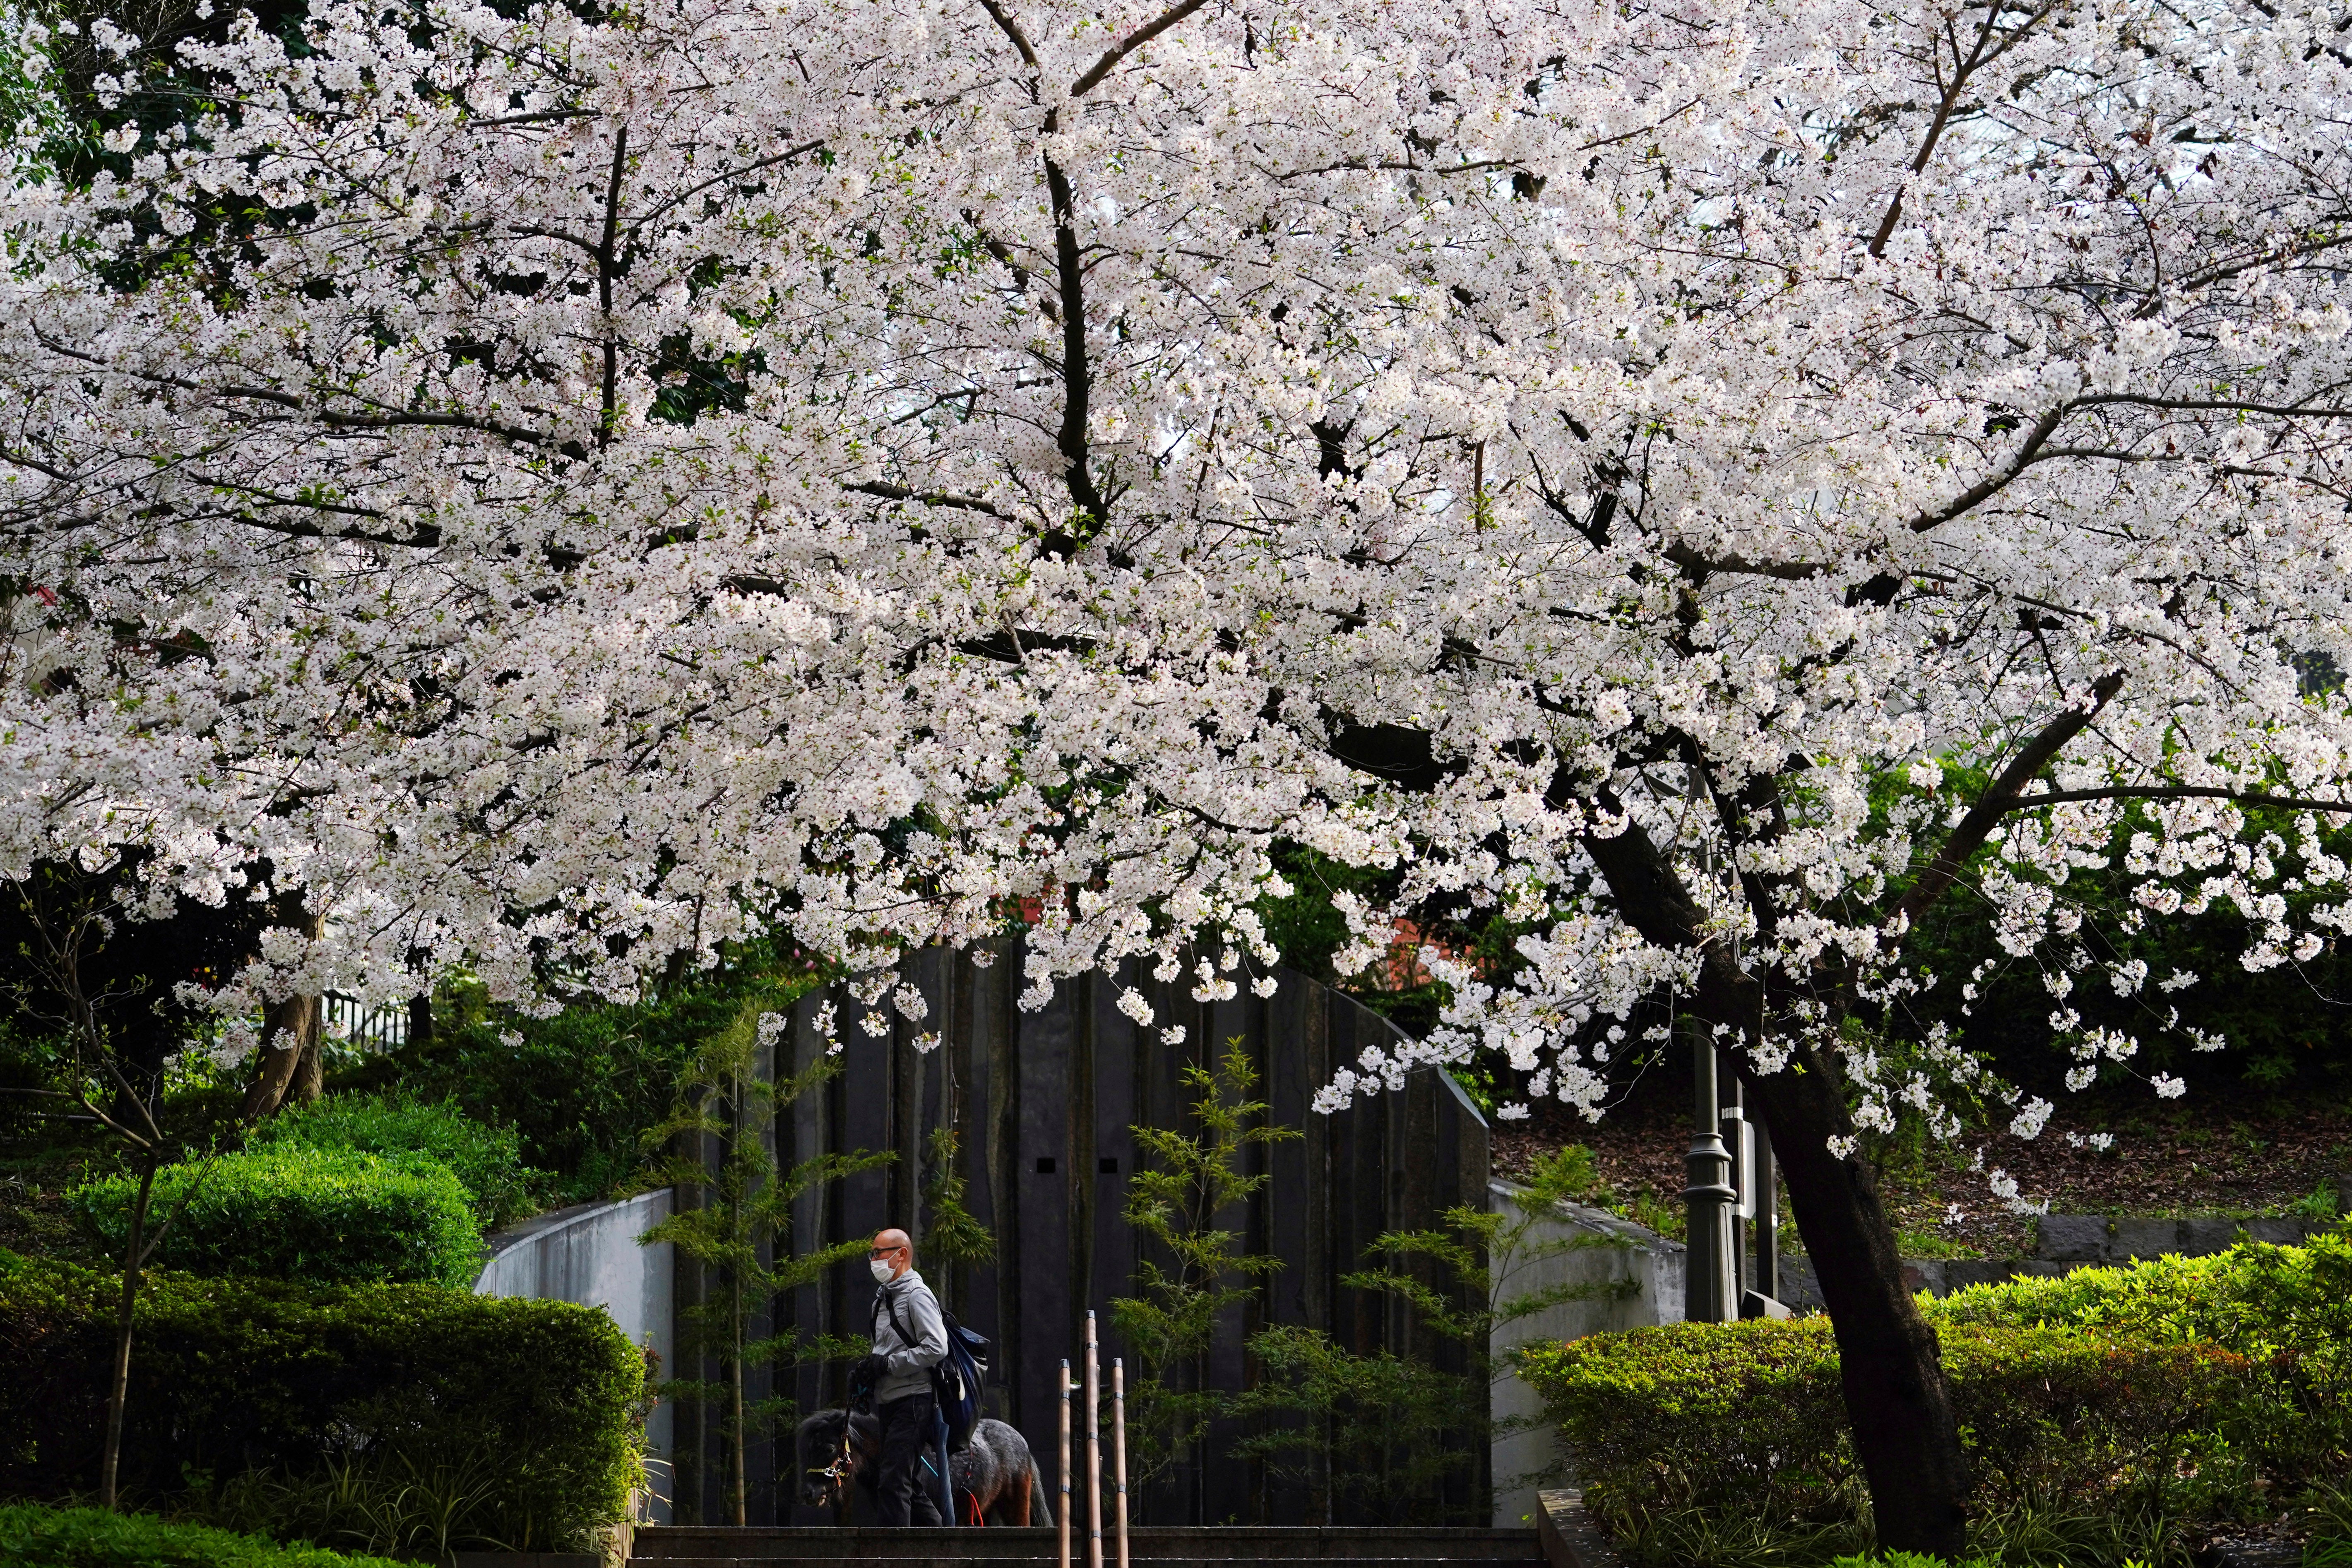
[[1058, 1360, 1073, 1568], [1085, 1312, 1104, 1568], [1111, 1357, 1130, 1568]]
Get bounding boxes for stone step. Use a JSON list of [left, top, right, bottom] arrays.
[[634, 1558, 1548, 1568], [630, 1527, 1544, 1564]]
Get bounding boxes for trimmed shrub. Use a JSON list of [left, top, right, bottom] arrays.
[[1520, 1233, 2352, 1566], [0, 1252, 645, 1551], [251, 1094, 547, 1230], [0, 1504, 404, 1568], [1934, 1229, 2352, 1485], [67, 1146, 482, 1287], [1522, 1318, 2256, 1548]]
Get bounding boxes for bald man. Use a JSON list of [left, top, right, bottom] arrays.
[[865, 1227, 950, 1526]]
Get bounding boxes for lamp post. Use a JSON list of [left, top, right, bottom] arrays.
[[1720, 1073, 1751, 1299], [1683, 1022, 1740, 1322]]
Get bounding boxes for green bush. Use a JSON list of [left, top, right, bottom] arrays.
[[1522, 1317, 2254, 1559], [1936, 1228, 2352, 1486], [1521, 1233, 2352, 1566], [251, 1094, 547, 1231], [0, 1252, 644, 1552], [337, 954, 822, 1203], [0, 1503, 404, 1568], [67, 1146, 482, 1288]]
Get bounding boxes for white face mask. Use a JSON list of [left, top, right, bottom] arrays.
[[869, 1257, 896, 1284]]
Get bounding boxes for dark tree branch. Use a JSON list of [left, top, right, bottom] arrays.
[[1868, 2, 2056, 258], [974, 0, 1040, 70], [1907, 404, 2066, 532], [2001, 784, 2352, 815], [1068, 0, 1213, 97], [596, 125, 630, 450], [847, 479, 1008, 517], [1888, 670, 2124, 931]]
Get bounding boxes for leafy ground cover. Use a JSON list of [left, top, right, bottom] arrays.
[[0, 1505, 404, 1568]]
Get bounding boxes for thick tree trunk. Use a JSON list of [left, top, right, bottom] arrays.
[[291, 1021, 325, 1105], [1741, 1061, 1969, 1558], [242, 991, 320, 1120], [1579, 813, 1973, 1554]]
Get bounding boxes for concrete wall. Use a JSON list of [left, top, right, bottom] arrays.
[[475, 1188, 676, 1522], [1488, 1179, 1683, 1530], [1777, 1210, 2342, 1309]]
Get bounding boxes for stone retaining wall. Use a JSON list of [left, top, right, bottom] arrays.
[[475, 1188, 676, 1522], [1778, 1207, 2339, 1309], [1488, 1181, 1685, 1531]]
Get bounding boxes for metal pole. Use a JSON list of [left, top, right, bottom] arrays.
[[1683, 1023, 1739, 1321], [1085, 1312, 1104, 1568], [1721, 1072, 1750, 1299], [1753, 1113, 1780, 1303], [1058, 1361, 1072, 1568], [1112, 1357, 1130, 1568]]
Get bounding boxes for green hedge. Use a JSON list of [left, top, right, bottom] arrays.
[[337, 956, 821, 1204], [67, 1146, 482, 1287], [251, 1094, 546, 1231], [0, 1504, 404, 1568], [1523, 1319, 2255, 1546], [1935, 1230, 2352, 1484], [0, 1252, 645, 1552], [1518, 1234, 2352, 1565]]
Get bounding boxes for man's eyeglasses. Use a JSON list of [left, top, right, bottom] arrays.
[[869, 1246, 905, 1259]]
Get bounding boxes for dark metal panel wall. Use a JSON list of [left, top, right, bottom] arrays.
[[671, 946, 1488, 1527]]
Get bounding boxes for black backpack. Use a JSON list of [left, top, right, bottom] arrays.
[[880, 1293, 991, 1452]]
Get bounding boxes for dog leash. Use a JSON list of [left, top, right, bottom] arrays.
[[809, 1425, 856, 1491]]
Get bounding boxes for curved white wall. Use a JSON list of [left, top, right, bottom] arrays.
[[475, 1188, 676, 1522]]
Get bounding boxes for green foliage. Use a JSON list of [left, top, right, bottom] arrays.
[[1523, 1315, 2258, 1568], [67, 1146, 481, 1287], [920, 1125, 996, 1275], [0, 1503, 404, 1568], [2289, 1181, 2344, 1222], [1228, 1145, 1636, 1525], [1110, 1041, 1297, 1499], [0, 1252, 645, 1551], [1521, 1236, 2352, 1567], [639, 996, 889, 1525], [2305, 1479, 2352, 1566], [180, 1443, 547, 1562], [337, 952, 821, 1203], [1229, 1324, 1481, 1523], [1933, 1228, 2352, 1486], [1247, 843, 1518, 1040], [251, 1094, 547, 1231], [1251, 844, 1385, 986]]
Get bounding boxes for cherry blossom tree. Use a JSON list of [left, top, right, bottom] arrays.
[[7, 0, 2352, 1546]]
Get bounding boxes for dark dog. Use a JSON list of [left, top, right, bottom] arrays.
[[795, 1408, 1049, 1526]]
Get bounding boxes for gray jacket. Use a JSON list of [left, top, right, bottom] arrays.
[[870, 1269, 948, 1405]]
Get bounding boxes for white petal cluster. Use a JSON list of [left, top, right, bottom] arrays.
[[2, 0, 2349, 1186]]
